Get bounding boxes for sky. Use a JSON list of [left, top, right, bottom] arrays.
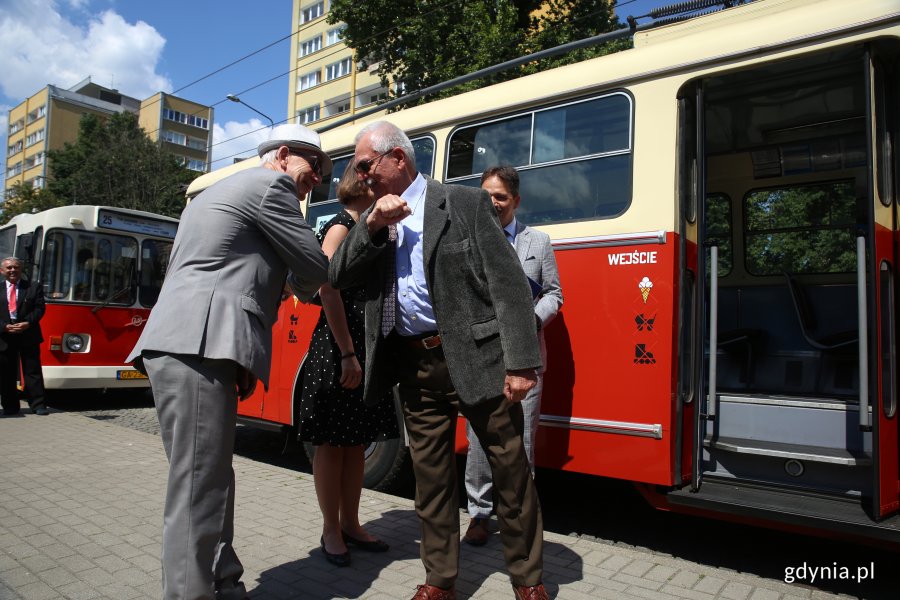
[[0, 0, 660, 189]]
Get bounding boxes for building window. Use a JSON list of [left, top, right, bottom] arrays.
[[326, 26, 346, 47], [300, 35, 322, 57], [25, 129, 45, 147], [187, 137, 207, 151], [163, 130, 187, 146], [7, 140, 23, 156], [186, 159, 206, 172], [6, 162, 23, 178], [31, 177, 45, 189], [299, 105, 320, 124], [24, 152, 44, 169], [299, 70, 321, 91], [163, 108, 208, 130], [27, 105, 46, 123], [9, 120, 24, 135], [325, 58, 352, 81], [301, 1, 324, 24]]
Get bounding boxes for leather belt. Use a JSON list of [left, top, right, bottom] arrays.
[[399, 333, 442, 350]]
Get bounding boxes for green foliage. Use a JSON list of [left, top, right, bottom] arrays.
[[327, 0, 627, 109], [0, 183, 66, 225], [46, 112, 196, 218], [743, 181, 859, 275]]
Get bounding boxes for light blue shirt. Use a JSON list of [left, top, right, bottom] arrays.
[[504, 218, 518, 245], [394, 173, 437, 335]]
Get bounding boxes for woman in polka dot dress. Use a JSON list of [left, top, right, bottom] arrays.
[[299, 162, 399, 566]]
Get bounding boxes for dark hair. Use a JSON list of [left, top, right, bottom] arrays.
[[337, 160, 373, 206], [480, 165, 519, 197]]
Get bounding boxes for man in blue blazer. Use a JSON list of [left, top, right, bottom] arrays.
[[0, 257, 48, 416], [330, 121, 547, 600], [128, 124, 330, 600]]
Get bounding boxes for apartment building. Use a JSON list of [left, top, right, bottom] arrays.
[[5, 78, 213, 197], [289, 0, 390, 129]]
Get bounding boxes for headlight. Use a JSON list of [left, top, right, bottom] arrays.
[[65, 334, 85, 352]]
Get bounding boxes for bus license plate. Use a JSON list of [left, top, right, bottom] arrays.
[[117, 370, 148, 380]]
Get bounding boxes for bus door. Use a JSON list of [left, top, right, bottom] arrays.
[[869, 47, 899, 520], [677, 44, 900, 536]]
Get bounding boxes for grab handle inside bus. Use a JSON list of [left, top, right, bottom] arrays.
[[707, 243, 718, 421], [857, 234, 871, 431]]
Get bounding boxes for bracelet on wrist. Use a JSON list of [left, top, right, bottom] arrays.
[[341, 352, 356, 359]]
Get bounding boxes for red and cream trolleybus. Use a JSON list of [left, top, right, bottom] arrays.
[[187, 0, 900, 544], [0, 205, 178, 389]]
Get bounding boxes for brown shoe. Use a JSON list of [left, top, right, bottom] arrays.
[[513, 583, 549, 600], [462, 517, 490, 546], [410, 584, 456, 600]]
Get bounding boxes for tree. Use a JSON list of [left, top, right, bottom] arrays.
[[47, 112, 196, 218], [327, 0, 628, 109], [0, 183, 66, 226]]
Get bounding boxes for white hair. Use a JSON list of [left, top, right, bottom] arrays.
[[260, 149, 278, 165], [355, 121, 416, 165]]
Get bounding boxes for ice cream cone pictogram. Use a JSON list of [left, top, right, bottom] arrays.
[[639, 277, 653, 304]]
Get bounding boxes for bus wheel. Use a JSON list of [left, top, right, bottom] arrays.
[[303, 438, 413, 494]]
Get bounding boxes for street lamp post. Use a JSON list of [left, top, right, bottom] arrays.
[[226, 94, 274, 128]]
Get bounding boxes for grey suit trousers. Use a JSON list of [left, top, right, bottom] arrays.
[[144, 353, 246, 600], [465, 373, 542, 518]]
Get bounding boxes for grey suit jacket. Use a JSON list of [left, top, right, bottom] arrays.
[[330, 176, 541, 407], [127, 167, 329, 386], [513, 221, 563, 374]]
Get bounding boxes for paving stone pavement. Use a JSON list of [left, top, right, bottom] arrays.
[[0, 405, 868, 599]]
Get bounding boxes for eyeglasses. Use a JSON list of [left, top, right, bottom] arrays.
[[290, 150, 322, 177], [355, 150, 393, 175]]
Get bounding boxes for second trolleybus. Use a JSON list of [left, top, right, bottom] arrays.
[[0, 205, 178, 390]]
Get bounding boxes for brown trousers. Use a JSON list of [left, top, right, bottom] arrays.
[[393, 338, 543, 589]]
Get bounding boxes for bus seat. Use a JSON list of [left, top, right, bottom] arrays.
[[717, 328, 765, 387], [784, 272, 857, 351]]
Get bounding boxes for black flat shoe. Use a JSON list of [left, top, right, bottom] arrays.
[[320, 535, 351, 567], [343, 531, 389, 552]]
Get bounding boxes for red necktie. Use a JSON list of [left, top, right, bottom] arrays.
[[8, 283, 16, 315]]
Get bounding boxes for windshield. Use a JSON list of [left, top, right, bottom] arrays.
[[138, 239, 172, 307], [41, 230, 146, 306]]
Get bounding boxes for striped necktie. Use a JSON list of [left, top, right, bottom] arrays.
[[381, 224, 398, 337]]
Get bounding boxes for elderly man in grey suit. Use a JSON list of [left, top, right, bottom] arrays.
[[330, 121, 548, 600], [127, 124, 330, 600], [463, 166, 563, 548]]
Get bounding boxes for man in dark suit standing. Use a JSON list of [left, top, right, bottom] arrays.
[[0, 257, 48, 416], [330, 121, 547, 600]]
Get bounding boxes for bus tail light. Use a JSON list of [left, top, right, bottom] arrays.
[[49, 336, 62, 351]]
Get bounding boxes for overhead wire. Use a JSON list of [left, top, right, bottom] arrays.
[[145, 0, 470, 166], [207, 0, 635, 166]]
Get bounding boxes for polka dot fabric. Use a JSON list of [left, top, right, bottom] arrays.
[[298, 209, 399, 446]]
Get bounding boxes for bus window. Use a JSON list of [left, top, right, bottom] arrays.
[[0, 226, 15, 259], [94, 239, 113, 300], [42, 230, 138, 303], [447, 92, 633, 225], [306, 136, 437, 235], [706, 194, 732, 277], [42, 232, 73, 299], [139, 239, 173, 307], [744, 180, 858, 275]]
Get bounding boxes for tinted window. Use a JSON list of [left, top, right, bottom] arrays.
[[447, 93, 633, 225]]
